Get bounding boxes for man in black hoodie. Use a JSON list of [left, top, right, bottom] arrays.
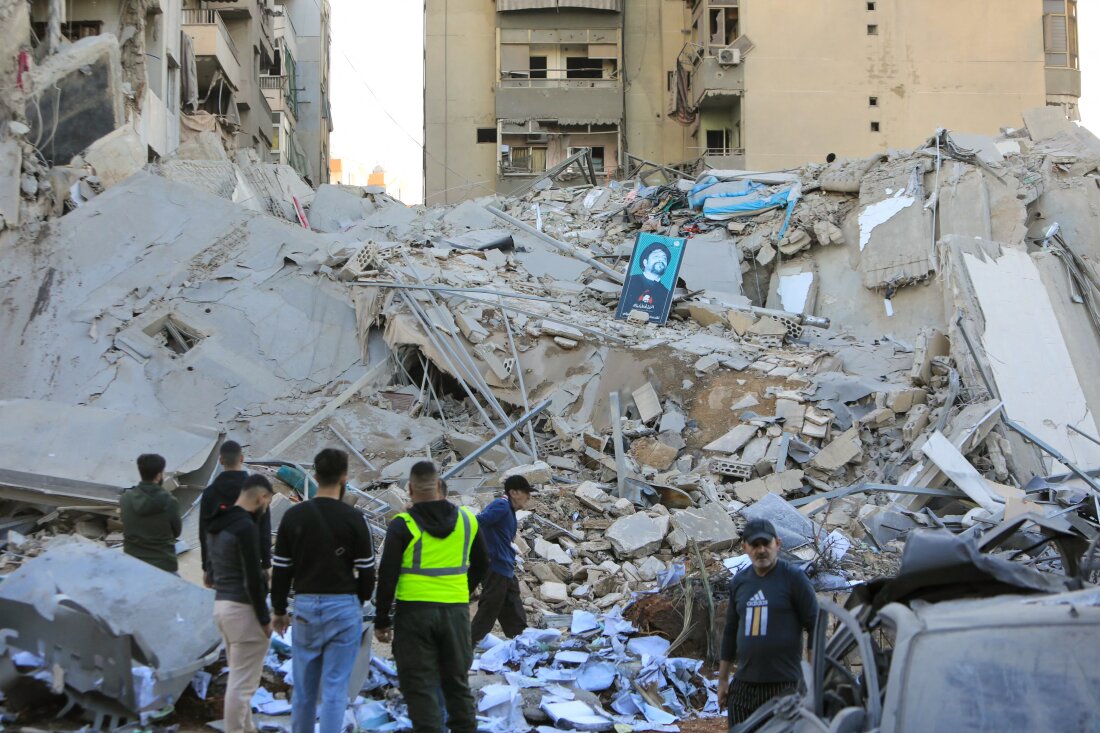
[[120, 454, 182, 573], [374, 461, 488, 733], [200, 441, 272, 585], [207, 474, 275, 733]]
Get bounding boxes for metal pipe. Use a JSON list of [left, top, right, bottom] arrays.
[[443, 290, 629, 344], [329, 424, 376, 470], [1002, 418, 1100, 497], [442, 399, 552, 479], [485, 205, 625, 283], [499, 295, 538, 458], [350, 281, 561, 303], [396, 254, 531, 456]]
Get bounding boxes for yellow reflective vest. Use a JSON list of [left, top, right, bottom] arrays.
[[394, 506, 479, 603]]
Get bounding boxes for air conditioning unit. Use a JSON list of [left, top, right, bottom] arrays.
[[717, 48, 741, 67], [527, 133, 549, 143]]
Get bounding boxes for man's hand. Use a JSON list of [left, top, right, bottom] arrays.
[[262, 622, 273, 638], [374, 626, 392, 644], [273, 614, 291, 637], [717, 677, 730, 711]]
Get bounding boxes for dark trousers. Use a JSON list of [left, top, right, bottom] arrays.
[[393, 604, 476, 733], [727, 679, 800, 728], [470, 570, 527, 644]]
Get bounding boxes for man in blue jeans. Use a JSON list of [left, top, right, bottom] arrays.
[[271, 449, 376, 733]]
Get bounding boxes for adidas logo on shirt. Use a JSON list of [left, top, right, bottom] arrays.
[[745, 590, 769, 637]]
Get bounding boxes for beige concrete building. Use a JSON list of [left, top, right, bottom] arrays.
[[424, 0, 1080, 205], [29, 0, 186, 159], [287, 0, 332, 184], [183, 0, 277, 161], [262, 5, 311, 179]]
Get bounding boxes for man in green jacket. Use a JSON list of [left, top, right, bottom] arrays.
[[120, 453, 182, 573]]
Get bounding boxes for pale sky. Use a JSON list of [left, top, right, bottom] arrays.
[[330, 2, 1100, 205]]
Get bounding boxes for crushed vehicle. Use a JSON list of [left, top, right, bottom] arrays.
[[735, 530, 1100, 733]]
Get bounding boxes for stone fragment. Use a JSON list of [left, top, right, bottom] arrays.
[[775, 398, 806, 432], [685, 303, 728, 327], [704, 424, 758, 454], [627, 309, 650, 323], [809, 428, 863, 472], [610, 497, 636, 516], [731, 393, 759, 410], [903, 403, 932, 442], [632, 382, 662, 423], [666, 527, 687, 553], [726, 310, 757, 336], [502, 461, 552, 485], [748, 317, 788, 337], [606, 513, 670, 557], [533, 537, 571, 565], [659, 410, 687, 434], [694, 354, 721, 373], [669, 504, 739, 550], [636, 556, 666, 582], [631, 437, 679, 470], [455, 312, 490, 344], [540, 582, 569, 603], [553, 336, 579, 350], [733, 470, 805, 504], [575, 481, 613, 512], [541, 320, 584, 341]]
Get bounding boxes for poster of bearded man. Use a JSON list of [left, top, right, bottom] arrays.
[[615, 233, 687, 325]]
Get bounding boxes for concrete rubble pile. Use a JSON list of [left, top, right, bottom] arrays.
[[4, 102, 1100, 729]]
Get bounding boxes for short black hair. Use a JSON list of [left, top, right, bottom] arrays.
[[137, 453, 166, 482], [826, 152, 837, 163], [640, 241, 671, 265], [314, 448, 349, 486], [220, 440, 243, 458], [409, 460, 438, 494], [504, 475, 534, 494], [439, 479, 448, 497], [242, 473, 273, 494]]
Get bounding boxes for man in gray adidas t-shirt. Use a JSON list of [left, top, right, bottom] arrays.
[[717, 519, 818, 728]]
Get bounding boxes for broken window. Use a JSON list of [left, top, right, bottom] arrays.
[[707, 6, 738, 48], [867, 1, 876, 9], [566, 57, 603, 80], [144, 315, 204, 355], [529, 56, 548, 79], [477, 128, 497, 144]]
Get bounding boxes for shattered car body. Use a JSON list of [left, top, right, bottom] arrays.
[[736, 531, 1100, 733]]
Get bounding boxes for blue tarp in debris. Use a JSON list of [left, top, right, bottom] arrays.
[[703, 187, 793, 219], [688, 177, 763, 210]]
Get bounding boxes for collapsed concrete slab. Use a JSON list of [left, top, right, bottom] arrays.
[[0, 538, 220, 725], [607, 512, 669, 558], [669, 504, 739, 550]]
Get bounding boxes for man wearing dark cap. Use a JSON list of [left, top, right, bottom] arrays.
[[470, 474, 536, 644], [200, 440, 272, 586], [717, 519, 818, 728]]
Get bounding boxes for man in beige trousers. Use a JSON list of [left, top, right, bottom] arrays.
[[206, 474, 275, 732]]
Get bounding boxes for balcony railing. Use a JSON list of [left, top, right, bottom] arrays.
[[499, 69, 621, 89], [182, 9, 241, 64], [259, 74, 298, 119]]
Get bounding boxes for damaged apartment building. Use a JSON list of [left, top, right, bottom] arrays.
[[424, 0, 1082, 204], [19, 0, 330, 182]]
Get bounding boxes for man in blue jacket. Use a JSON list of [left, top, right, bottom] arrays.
[[470, 475, 535, 644]]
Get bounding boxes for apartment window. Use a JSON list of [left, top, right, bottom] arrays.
[[529, 56, 548, 79], [867, 25, 878, 35], [871, 121, 881, 132], [869, 96, 878, 107], [568, 146, 605, 172], [708, 7, 739, 47], [509, 147, 547, 173], [1043, 0, 1078, 69], [867, 1, 876, 10], [477, 128, 497, 144], [566, 57, 603, 80], [706, 129, 732, 155]]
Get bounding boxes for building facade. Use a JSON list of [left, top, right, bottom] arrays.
[[29, 0, 185, 159], [424, 0, 1081, 205], [287, 0, 332, 184]]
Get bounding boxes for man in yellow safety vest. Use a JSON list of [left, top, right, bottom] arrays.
[[374, 461, 488, 733]]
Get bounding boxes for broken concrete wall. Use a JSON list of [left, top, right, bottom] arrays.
[[23, 35, 126, 166], [0, 0, 29, 121], [945, 236, 1100, 476]]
